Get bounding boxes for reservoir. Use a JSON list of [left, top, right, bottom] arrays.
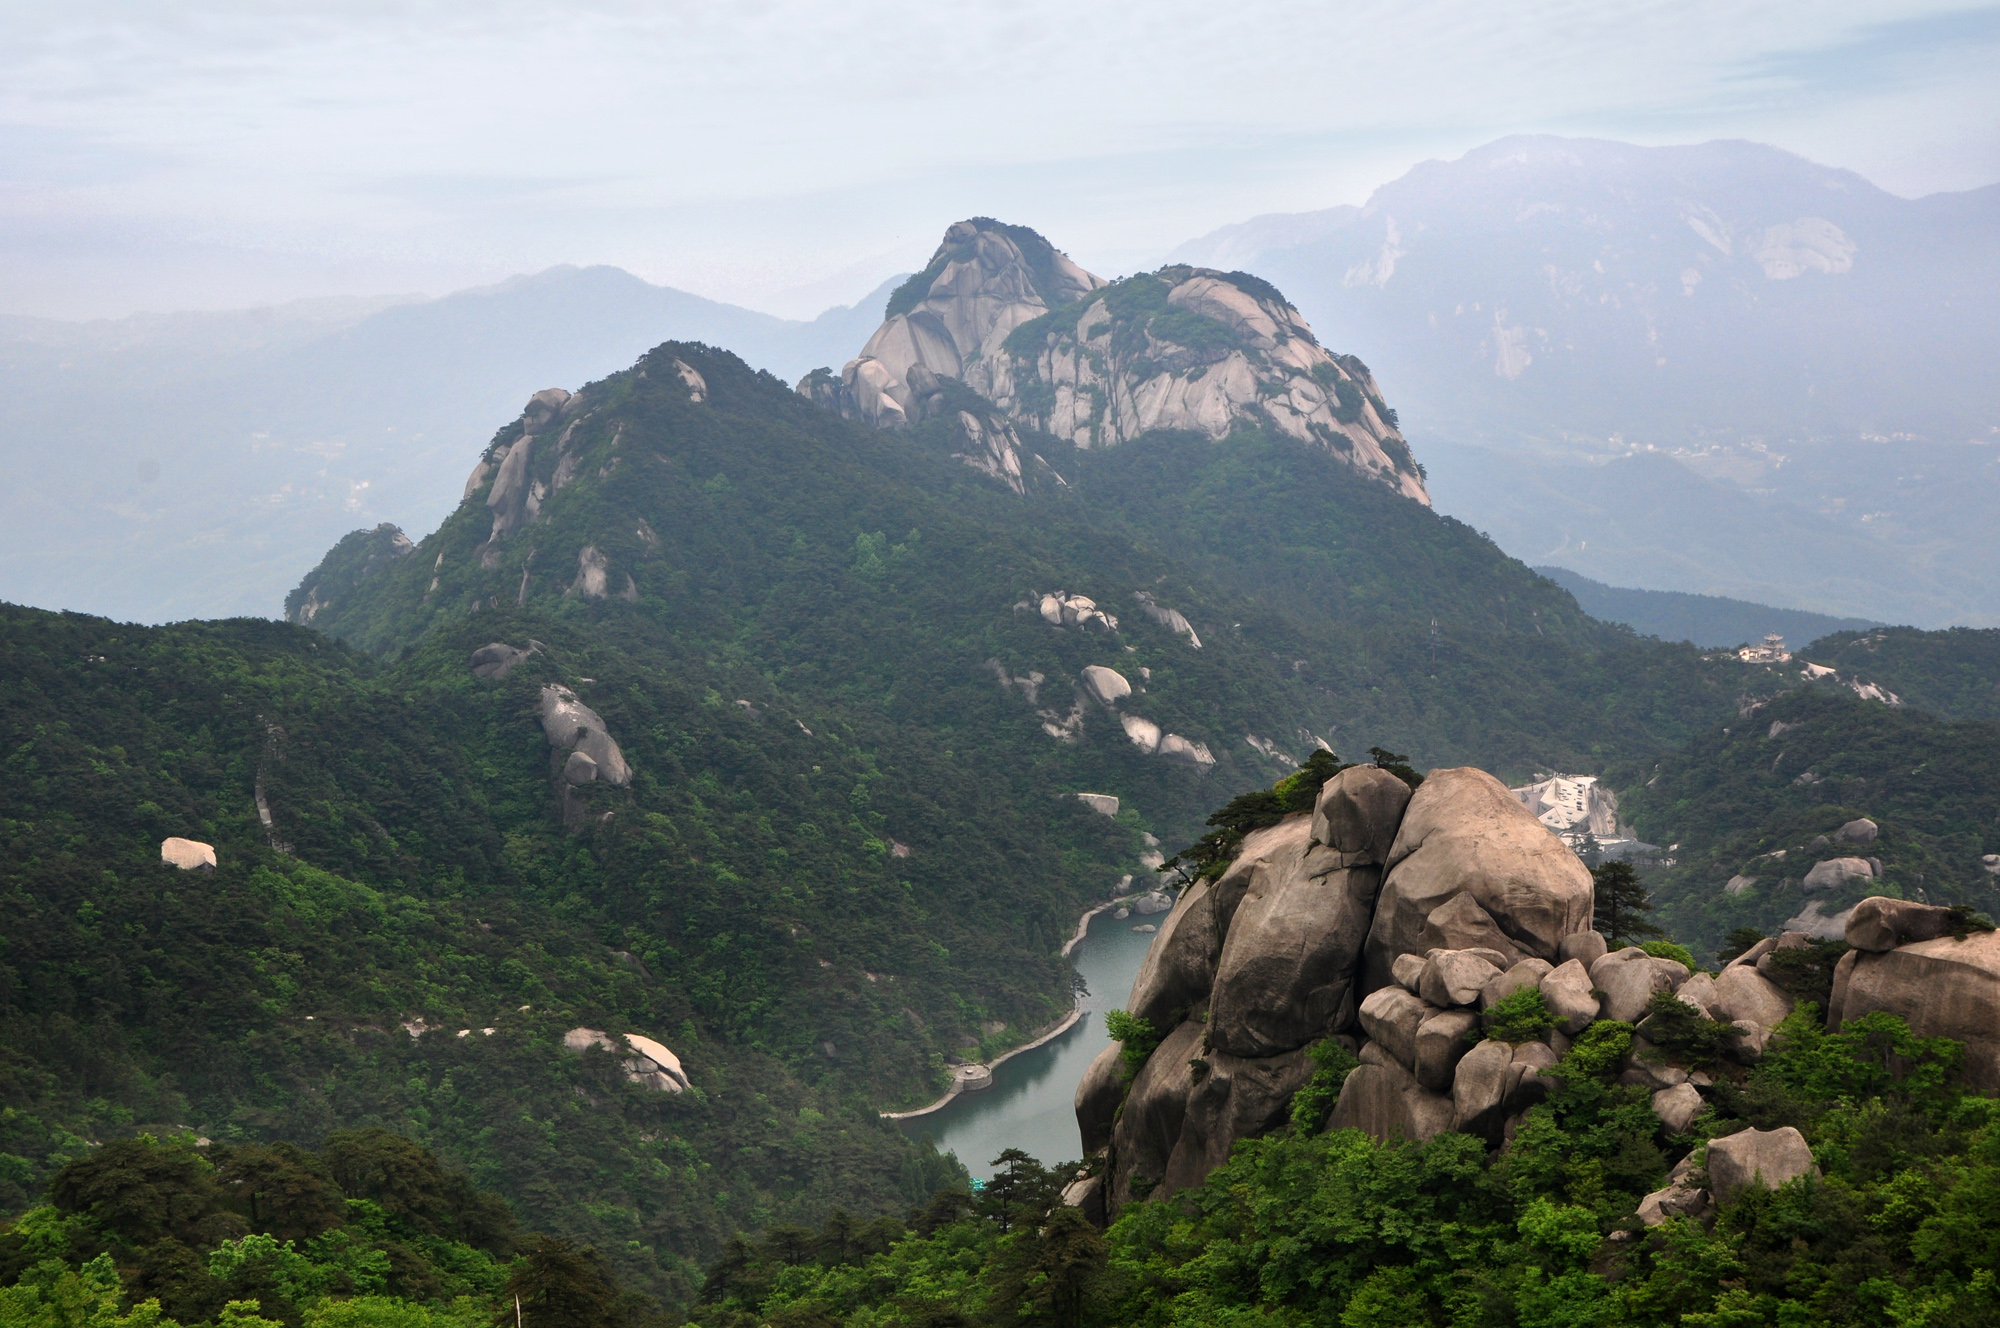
[[900, 907, 1159, 1180]]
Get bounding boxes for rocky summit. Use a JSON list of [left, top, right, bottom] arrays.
[[1071, 755, 2000, 1226], [799, 218, 1430, 504]]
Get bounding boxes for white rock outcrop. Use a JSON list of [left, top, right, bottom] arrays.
[[1133, 592, 1202, 648], [1081, 665, 1132, 707], [564, 1028, 689, 1092], [538, 685, 632, 787], [161, 837, 217, 871]]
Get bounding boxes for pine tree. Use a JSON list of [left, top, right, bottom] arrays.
[[1592, 860, 1663, 947]]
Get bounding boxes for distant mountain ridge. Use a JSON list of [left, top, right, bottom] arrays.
[[0, 266, 899, 623], [1537, 566, 1881, 649], [1171, 135, 2000, 625]]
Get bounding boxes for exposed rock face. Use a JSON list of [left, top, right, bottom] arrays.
[[1707, 1126, 1818, 1205], [1132, 592, 1202, 648], [470, 641, 538, 680], [1081, 665, 1131, 707], [1802, 856, 1875, 892], [1365, 767, 1594, 992], [1590, 947, 1687, 1023], [563, 1027, 689, 1092], [538, 685, 632, 787], [1075, 792, 1119, 817], [1209, 818, 1380, 1057], [1830, 927, 2000, 1091], [1088, 762, 1597, 1218], [1075, 1044, 1124, 1155], [160, 837, 216, 871], [1844, 896, 1955, 952], [803, 219, 1429, 504]]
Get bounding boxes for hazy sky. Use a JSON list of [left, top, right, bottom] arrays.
[[5, 0, 1997, 320]]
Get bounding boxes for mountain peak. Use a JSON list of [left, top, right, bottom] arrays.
[[805, 218, 1429, 505]]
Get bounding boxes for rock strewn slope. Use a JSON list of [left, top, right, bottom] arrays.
[[803, 219, 1430, 504]]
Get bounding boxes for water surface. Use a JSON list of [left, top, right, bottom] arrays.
[[900, 908, 1158, 1180]]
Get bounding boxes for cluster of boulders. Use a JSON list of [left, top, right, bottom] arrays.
[[564, 1028, 690, 1093], [1066, 764, 1819, 1225], [1029, 591, 1119, 632]]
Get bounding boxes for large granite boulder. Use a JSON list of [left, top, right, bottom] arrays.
[[538, 684, 632, 787], [1365, 768, 1594, 992], [1651, 1083, 1704, 1134], [1590, 948, 1685, 1023], [1707, 1126, 1818, 1205], [1209, 838, 1381, 1056], [1802, 857, 1875, 893], [1540, 958, 1601, 1035], [1710, 965, 1794, 1029], [1357, 985, 1432, 1073], [1414, 1009, 1481, 1091], [1830, 930, 2000, 1091], [1450, 1038, 1515, 1138], [160, 837, 217, 871], [1311, 765, 1412, 866], [1419, 950, 1504, 1009], [1327, 1050, 1454, 1143], [1108, 1020, 1205, 1208], [1844, 896, 1956, 952], [1158, 1045, 1316, 1198]]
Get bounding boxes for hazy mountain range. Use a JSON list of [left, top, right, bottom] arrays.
[[2, 134, 1996, 629], [1171, 135, 2000, 626], [0, 268, 894, 622]]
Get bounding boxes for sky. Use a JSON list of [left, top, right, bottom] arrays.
[[3, 0, 1997, 321]]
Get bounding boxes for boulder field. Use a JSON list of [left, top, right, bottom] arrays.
[[1068, 762, 1947, 1225]]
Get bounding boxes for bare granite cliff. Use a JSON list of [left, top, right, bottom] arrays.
[[801, 218, 1430, 504]]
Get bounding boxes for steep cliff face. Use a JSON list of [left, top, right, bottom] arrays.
[[804, 218, 1431, 505]]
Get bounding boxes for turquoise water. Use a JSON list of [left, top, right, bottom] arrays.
[[899, 908, 1159, 1180]]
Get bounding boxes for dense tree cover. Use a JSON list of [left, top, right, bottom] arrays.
[[1615, 688, 2000, 959], [1797, 627, 2000, 723], [690, 996, 2000, 1327], [0, 1132, 657, 1328], [0, 607, 972, 1309]]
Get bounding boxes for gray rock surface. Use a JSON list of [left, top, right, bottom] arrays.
[[1540, 958, 1602, 1035], [1711, 964, 1795, 1029], [1367, 767, 1594, 990], [1159, 1045, 1316, 1198], [1651, 1083, 1704, 1133], [1311, 765, 1413, 866], [1075, 1043, 1124, 1156], [562, 751, 600, 785], [1834, 818, 1879, 845], [1481, 958, 1554, 1010], [1558, 929, 1609, 966], [1677, 971, 1722, 1017], [1845, 896, 1956, 952], [1831, 930, 2000, 1090], [1420, 892, 1525, 965], [1707, 1126, 1818, 1205], [1125, 875, 1225, 1034], [1450, 1038, 1514, 1137], [470, 642, 534, 680], [1803, 856, 1876, 893], [1210, 815, 1380, 1055], [1638, 1177, 1714, 1226], [538, 684, 632, 787], [1591, 948, 1679, 1023], [1327, 1056, 1455, 1143], [1419, 950, 1504, 1009], [1108, 1020, 1205, 1208], [1392, 953, 1427, 995], [1081, 664, 1131, 707], [1358, 985, 1431, 1073], [1731, 1019, 1773, 1059], [1414, 1008, 1482, 1091]]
